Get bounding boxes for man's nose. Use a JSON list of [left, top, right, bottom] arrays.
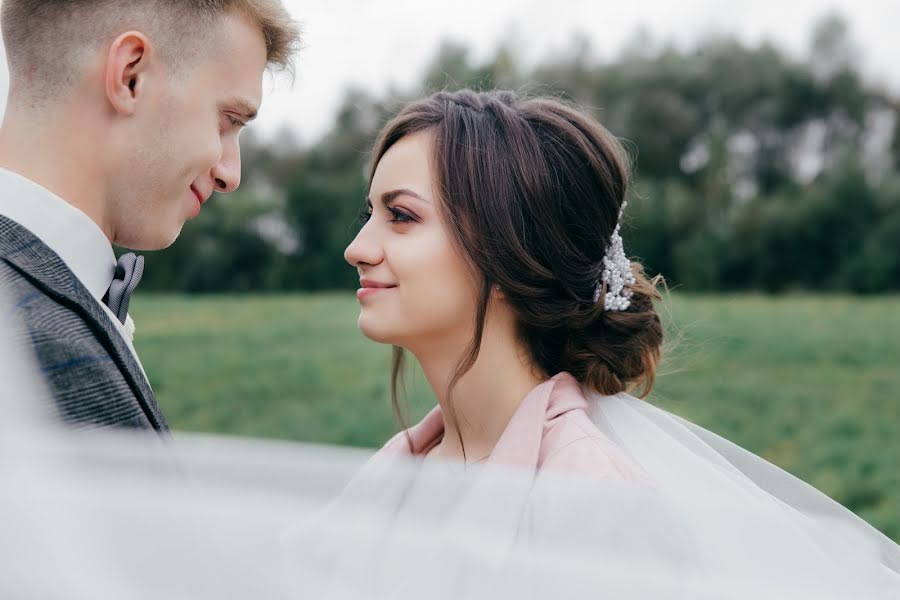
[[211, 138, 242, 193]]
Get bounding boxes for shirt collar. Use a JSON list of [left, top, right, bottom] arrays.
[[0, 167, 117, 302], [380, 372, 589, 466]]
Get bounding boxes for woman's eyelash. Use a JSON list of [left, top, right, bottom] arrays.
[[358, 207, 415, 225], [387, 207, 415, 223]]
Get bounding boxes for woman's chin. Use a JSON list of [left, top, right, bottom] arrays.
[[357, 315, 398, 345]]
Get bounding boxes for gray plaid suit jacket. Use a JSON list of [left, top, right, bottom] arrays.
[[0, 215, 169, 433]]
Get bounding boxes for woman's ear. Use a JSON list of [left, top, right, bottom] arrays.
[[104, 31, 152, 116]]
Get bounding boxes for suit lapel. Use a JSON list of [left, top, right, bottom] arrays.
[[0, 216, 169, 432]]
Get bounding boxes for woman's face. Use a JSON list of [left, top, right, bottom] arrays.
[[344, 130, 478, 350]]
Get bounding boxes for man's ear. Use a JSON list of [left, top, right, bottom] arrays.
[[104, 31, 153, 116]]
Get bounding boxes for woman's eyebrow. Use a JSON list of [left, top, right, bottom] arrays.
[[365, 189, 430, 207], [381, 189, 430, 204]]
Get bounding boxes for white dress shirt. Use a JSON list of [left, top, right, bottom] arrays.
[[0, 167, 147, 378]]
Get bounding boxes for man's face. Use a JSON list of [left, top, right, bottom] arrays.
[[110, 11, 268, 250]]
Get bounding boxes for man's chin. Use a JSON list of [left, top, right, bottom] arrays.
[[116, 223, 185, 251]]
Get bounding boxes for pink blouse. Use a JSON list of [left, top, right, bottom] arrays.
[[375, 372, 649, 482]]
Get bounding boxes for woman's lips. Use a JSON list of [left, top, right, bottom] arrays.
[[357, 281, 397, 301]]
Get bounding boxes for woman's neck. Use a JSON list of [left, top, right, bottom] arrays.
[[411, 319, 544, 462]]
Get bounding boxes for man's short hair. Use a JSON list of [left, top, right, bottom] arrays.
[[1, 0, 301, 99]]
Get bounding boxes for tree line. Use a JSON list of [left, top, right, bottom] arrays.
[[139, 15, 900, 294]]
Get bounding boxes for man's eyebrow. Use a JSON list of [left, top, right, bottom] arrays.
[[222, 97, 259, 121]]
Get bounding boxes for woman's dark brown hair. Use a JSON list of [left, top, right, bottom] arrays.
[[369, 89, 664, 451]]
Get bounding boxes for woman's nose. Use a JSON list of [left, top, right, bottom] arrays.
[[344, 222, 384, 268]]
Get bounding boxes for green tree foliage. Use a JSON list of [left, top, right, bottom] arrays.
[[139, 14, 899, 294]]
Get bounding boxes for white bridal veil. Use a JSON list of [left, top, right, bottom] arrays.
[[1, 288, 899, 599]]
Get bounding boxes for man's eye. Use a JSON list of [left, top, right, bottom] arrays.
[[222, 114, 243, 128]]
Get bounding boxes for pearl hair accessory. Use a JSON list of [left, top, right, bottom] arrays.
[[593, 201, 636, 312]]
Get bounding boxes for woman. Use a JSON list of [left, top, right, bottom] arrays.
[[344, 89, 659, 474], [301, 89, 900, 598]]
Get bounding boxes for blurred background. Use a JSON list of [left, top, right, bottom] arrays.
[[1, 1, 898, 539]]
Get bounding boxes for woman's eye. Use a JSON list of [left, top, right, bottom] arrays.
[[387, 207, 415, 223], [357, 206, 414, 225]]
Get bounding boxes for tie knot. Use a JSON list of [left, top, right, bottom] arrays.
[[104, 253, 144, 325]]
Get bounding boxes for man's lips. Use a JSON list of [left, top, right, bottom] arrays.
[[190, 185, 206, 205]]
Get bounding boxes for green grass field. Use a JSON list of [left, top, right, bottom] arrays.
[[132, 293, 900, 541]]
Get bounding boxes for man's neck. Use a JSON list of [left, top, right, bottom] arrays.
[[0, 110, 112, 242]]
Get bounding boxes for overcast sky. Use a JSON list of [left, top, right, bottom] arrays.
[[1, 0, 898, 144]]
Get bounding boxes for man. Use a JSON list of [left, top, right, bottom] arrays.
[[0, 1, 301, 432]]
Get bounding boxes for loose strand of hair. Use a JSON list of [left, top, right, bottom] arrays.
[[389, 346, 413, 452], [443, 277, 492, 462]]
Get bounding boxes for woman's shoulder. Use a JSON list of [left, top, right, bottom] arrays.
[[539, 376, 649, 482]]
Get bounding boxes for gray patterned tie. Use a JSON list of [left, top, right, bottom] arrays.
[[104, 253, 144, 325]]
